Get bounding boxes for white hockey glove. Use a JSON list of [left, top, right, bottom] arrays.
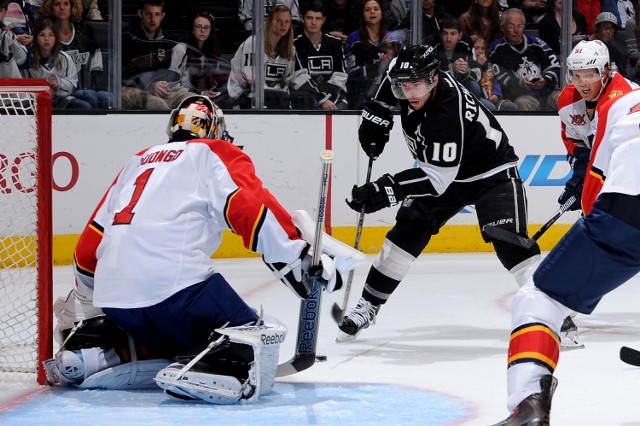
[[265, 243, 341, 299], [54, 280, 104, 345]]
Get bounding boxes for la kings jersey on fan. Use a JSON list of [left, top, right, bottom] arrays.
[[372, 68, 519, 199], [294, 32, 347, 107], [488, 34, 560, 99]]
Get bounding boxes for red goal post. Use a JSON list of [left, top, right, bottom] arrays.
[[0, 79, 53, 384]]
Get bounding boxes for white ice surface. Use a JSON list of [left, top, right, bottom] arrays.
[[2, 253, 640, 425]]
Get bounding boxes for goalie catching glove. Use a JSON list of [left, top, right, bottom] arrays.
[[359, 101, 393, 158], [346, 173, 406, 213]]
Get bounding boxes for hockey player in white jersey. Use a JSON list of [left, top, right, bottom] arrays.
[[492, 89, 640, 425], [46, 95, 364, 404]]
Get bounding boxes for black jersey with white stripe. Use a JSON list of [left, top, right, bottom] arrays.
[[373, 70, 519, 197]]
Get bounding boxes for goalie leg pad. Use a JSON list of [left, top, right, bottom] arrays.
[[155, 319, 287, 404], [79, 359, 172, 390]]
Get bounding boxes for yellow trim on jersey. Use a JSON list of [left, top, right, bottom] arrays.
[[508, 351, 558, 371], [510, 324, 560, 344]]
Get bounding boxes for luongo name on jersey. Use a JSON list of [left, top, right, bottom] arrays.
[[374, 70, 519, 196]]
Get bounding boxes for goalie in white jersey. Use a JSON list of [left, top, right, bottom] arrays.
[[46, 95, 363, 404]]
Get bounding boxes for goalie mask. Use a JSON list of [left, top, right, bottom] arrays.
[[167, 95, 232, 142], [388, 44, 440, 100]]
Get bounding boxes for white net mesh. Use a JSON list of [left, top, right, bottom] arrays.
[[0, 91, 43, 379]]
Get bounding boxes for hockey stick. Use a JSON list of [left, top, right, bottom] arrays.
[[276, 150, 334, 377], [482, 194, 577, 249], [620, 346, 640, 367], [330, 155, 374, 324]]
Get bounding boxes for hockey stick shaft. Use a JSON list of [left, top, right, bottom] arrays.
[[620, 346, 640, 367], [483, 195, 577, 249], [331, 155, 374, 324], [276, 150, 333, 377]]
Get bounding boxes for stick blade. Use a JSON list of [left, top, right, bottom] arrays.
[[276, 352, 316, 377], [620, 346, 640, 367], [331, 302, 344, 324], [483, 226, 537, 249]]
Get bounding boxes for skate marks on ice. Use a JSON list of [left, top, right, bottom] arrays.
[[0, 383, 469, 426]]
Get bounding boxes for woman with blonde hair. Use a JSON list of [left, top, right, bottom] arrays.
[[228, 3, 319, 109], [40, 0, 110, 108]]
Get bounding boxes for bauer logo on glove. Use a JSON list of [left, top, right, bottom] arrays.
[[346, 173, 405, 214]]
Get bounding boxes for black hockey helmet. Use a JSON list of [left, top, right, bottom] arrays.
[[388, 44, 440, 99]]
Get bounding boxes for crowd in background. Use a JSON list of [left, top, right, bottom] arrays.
[[1, 0, 639, 111]]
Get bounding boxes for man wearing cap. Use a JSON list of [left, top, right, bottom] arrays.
[[590, 11, 628, 76]]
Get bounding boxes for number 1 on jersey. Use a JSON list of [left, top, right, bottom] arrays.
[[113, 168, 154, 225]]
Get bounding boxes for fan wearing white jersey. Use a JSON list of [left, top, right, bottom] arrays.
[[46, 95, 362, 404], [492, 89, 640, 425]]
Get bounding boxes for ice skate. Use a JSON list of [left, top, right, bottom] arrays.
[[492, 374, 558, 426], [560, 315, 584, 350], [336, 297, 379, 342]]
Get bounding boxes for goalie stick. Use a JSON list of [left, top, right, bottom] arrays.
[[482, 194, 577, 249], [331, 155, 374, 324], [276, 150, 334, 377], [620, 346, 640, 367]]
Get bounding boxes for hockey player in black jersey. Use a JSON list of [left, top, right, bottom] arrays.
[[338, 44, 542, 340]]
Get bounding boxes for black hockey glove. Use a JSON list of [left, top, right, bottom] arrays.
[[558, 147, 589, 211], [346, 173, 405, 213], [358, 101, 393, 158]]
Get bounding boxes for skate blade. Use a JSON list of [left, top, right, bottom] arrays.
[[560, 333, 585, 350], [335, 330, 359, 343]]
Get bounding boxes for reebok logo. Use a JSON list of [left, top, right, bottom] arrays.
[[261, 332, 286, 345], [362, 110, 391, 128]]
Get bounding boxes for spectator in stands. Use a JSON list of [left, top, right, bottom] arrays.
[[22, 18, 91, 109], [2, 0, 35, 47], [228, 3, 318, 109], [26, 0, 100, 20], [590, 11, 629, 74], [488, 8, 561, 111], [40, 0, 110, 109], [538, 0, 588, 56], [295, 0, 348, 109], [459, 0, 503, 45], [399, 0, 451, 43], [322, 0, 358, 43], [576, 0, 621, 34], [239, 0, 301, 35], [617, 0, 635, 28], [345, 0, 403, 109], [380, 0, 407, 30], [623, 0, 640, 81], [432, 17, 479, 94], [470, 34, 518, 110], [168, 12, 233, 109], [508, 0, 547, 27], [437, 0, 473, 17], [121, 0, 188, 110], [0, 0, 28, 78]]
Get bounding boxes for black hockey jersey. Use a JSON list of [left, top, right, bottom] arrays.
[[487, 35, 560, 100], [372, 69, 519, 197], [294, 33, 347, 106], [121, 26, 178, 89]]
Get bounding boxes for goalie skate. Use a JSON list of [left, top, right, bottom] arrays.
[[336, 297, 379, 342], [560, 315, 584, 350]]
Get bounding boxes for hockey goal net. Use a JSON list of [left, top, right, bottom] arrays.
[[0, 79, 53, 384]]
